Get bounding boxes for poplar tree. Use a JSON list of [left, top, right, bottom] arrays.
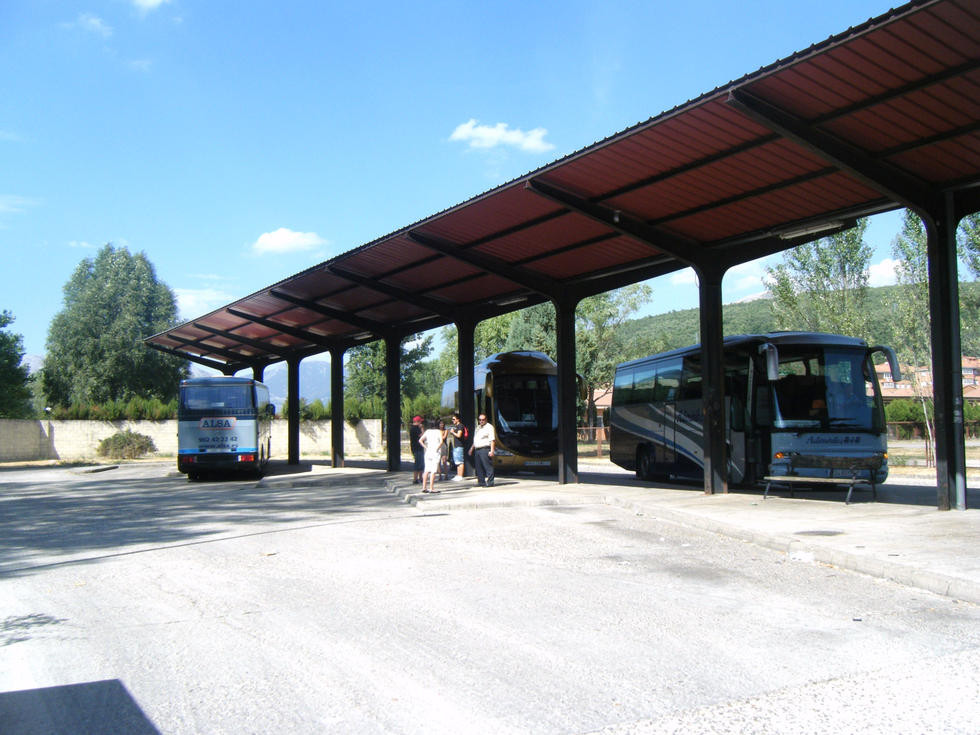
[[891, 210, 935, 463], [764, 218, 873, 339], [42, 244, 188, 406]]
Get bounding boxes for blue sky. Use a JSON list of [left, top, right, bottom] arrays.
[[2, 0, 908, 360]]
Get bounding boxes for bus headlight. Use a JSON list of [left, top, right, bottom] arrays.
[[494, 448, 513, 456]]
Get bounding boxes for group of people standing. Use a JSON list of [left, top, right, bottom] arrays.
[[409, 412, 496, 493]]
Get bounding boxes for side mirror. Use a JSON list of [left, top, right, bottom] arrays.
[[267, 404, 276, 416], [869, 345, 901, 382], [759, 343, 779, 382]]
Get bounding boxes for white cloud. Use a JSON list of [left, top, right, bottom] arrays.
[[0, 195, 38, 215], [668, 259, 775, 302], [450, 119, 555, 154], [251, 227, 327, 255], [73, 13, 113, 37], [869, 258, 899, 287], [132, 0, 171, 12], [727, 258, 775, 293], [127, 59, 153, 72], [175, 287, 236, 320], [669, 267, 697, 287], [68, 240, 95, 249]]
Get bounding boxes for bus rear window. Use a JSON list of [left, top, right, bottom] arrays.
[[180, 385, 253, 411]]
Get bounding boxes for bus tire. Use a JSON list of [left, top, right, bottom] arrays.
[[637, 447, 653, 481]]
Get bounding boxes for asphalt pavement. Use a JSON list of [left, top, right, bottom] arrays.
[[259, 458, 980, 606]]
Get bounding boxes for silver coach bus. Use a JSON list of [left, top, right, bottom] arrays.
[[609, 332, 900, 486], [177, 376, 274, 479], [442, 351, 569, 473]]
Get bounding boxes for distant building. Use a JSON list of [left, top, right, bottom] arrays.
[[877, 357, 980, 402]]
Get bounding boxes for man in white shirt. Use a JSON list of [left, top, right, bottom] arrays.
[[468, 413, 496, 487]]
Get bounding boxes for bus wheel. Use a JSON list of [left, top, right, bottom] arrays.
[[187, 472, 200, 482], [637, 447, 653, 481]]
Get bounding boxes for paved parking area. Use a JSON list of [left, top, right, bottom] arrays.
[[1, 462, 979, 734]]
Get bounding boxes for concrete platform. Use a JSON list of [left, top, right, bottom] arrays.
[[375, 463, 980, 606]]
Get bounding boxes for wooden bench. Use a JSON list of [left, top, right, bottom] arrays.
[[763, 453, 884, 504]]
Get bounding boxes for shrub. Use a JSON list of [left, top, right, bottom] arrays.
[[885, 399, 923, 423], [344, 397, 384, 426], [401, 395, 443, 424], [97, 430, 157, 460], [306, 399, 330, 421]]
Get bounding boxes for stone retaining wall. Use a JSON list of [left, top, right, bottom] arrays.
[[0, 419, 382, 462]]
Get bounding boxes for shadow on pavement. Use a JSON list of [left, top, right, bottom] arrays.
[[0, 463, 403, 578], [0, 679, 161, 735]]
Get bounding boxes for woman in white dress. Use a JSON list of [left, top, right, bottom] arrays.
[[418, 418, 444, 493]]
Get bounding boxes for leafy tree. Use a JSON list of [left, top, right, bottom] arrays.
[[435, 313, 515, 383], [959, 213, 980, 278], [891, 210, 936, 463], [344, 333, 433, 407], [42, 244, 188, 407], [0, 310, 33, 418], [503, 302, 556, 354], [575, 285, 655, 424], [957, 213, 980, 356], [764, 218, 873, 339]]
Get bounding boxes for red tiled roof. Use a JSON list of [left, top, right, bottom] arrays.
[[147, 0, 980, 372]]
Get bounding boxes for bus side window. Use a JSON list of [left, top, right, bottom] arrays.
[[613, 368, 634, 405], [657, 359, 682, 402], [634, 366, 655, 403]]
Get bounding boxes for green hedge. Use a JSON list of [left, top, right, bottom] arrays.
[[50, 397, 178, 421]]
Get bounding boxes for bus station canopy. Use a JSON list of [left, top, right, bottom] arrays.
[[146, 0, 980, 375]]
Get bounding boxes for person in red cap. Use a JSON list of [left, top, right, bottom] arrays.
[[409, 415, 424, 484]]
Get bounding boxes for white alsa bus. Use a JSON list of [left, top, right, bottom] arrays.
[[177, 376, 273, 479], [609, 332, 901, 486]]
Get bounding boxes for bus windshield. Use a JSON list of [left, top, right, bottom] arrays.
[[180, 384, 253, 412], [770, 346, 883, 432], [493, 374, 558, 435]]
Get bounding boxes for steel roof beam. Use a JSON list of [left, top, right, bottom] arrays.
[[166, 333, 263, 364], [327, 265, 457, 318], [193, 322, 286, 358], [525, 178, 705, 268], [225, 308, 337, 346], [566, 259, 685, 301], [269, 289, 388, 335], [727, 88, 937, 211], [145, 342, 241, 373], [408, 230, 559, 298]]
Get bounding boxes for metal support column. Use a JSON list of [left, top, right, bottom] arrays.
[[252, 364, 265, 382], [456, 319, 476, 475], [925, 195, 967, 510], [554, 296, 579, 484], [385, 336, 402, 472], [287, 356, 300, 465], [696, 264, 728, 495], [330, 346, 345, 469]]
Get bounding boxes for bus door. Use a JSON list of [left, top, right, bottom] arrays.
[[655, 359, 681, 470], [725, 363, 750, 484]]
